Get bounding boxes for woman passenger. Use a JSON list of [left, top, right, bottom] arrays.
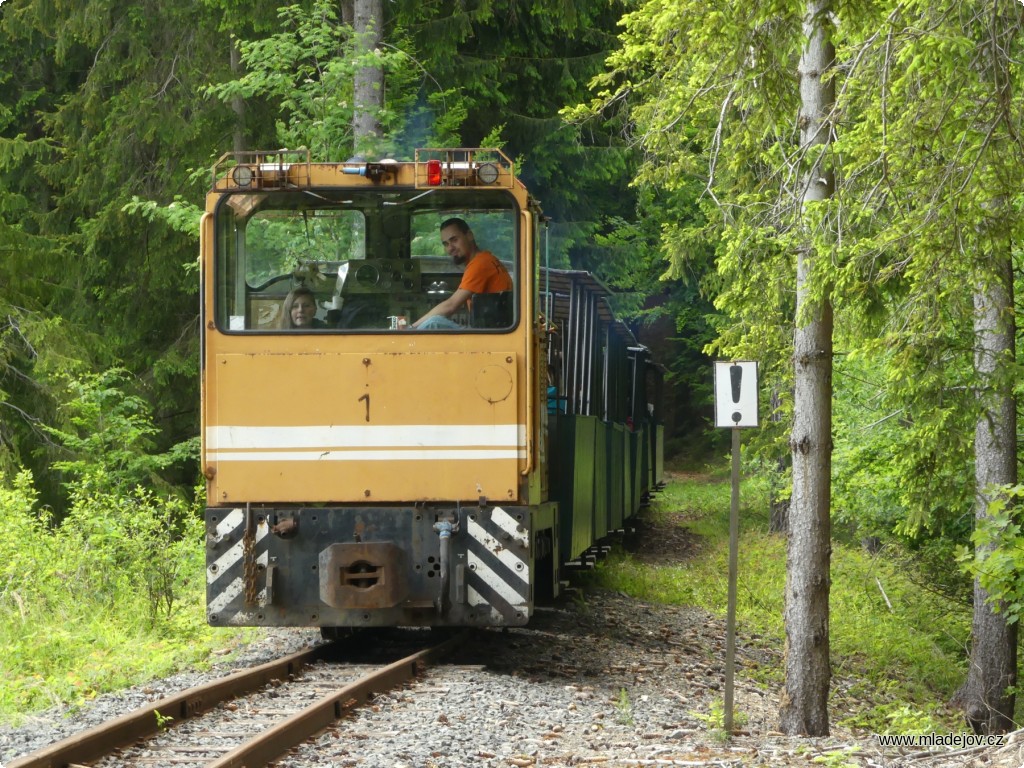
[[280, 287, 326, 329]]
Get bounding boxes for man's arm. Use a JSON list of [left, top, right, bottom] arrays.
[[411, 288, 473, 328]]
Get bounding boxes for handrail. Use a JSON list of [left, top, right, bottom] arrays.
[[521, 208, 535, 477]]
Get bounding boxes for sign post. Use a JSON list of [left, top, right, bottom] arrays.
[[713, 361, 758, 735]]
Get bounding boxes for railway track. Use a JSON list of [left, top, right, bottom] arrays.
[[9, 630, 465, 768]]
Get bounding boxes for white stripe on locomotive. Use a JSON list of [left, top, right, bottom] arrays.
[[208, 448, 524, 461], [207, 424, 526, 449]]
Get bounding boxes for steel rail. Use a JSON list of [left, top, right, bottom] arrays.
[[8, 632, 464, 768], [208, 630, 465, 768], [7, 645, 325, 768]]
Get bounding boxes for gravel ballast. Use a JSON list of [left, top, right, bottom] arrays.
[[3, 514, 1023, 767]]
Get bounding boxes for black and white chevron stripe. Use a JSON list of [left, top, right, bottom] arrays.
[[465, 506, 531, 623], [206, 508, 270, 623]]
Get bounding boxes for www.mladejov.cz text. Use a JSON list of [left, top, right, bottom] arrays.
[[876, 732, 1006, 749]]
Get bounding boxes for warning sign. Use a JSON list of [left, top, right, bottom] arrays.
[[714, 361, 759, 428]]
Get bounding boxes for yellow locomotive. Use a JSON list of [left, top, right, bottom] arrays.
[[201, 148, 664, 630]]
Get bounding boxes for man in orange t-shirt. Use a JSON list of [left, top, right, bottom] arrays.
[[411, 217, 512, 329]]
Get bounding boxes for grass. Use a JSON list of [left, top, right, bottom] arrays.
[[0, 474, 251, 723], [0, 583, 247, 723], [583, 461, 972, 735]]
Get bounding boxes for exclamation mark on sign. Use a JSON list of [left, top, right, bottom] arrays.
[[730, 364, 742, 424]]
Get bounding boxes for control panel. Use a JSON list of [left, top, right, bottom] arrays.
[[340, 259, 421, 294]]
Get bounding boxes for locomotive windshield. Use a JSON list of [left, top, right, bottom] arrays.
[[213, 189, 519, 332]]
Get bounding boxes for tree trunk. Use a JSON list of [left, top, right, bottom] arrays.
[[955, 253, 1017, 734], [352, 0, 383, 154], [953, 3, 1020, 735], [230, 41, 246, 154], [779, 0, 834, 737]]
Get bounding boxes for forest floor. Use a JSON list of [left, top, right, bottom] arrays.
[[580, 470, 1024, 768]]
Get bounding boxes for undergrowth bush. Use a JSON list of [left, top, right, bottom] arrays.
[[0, 467, 219, 718], [60, 473, 203, 622], [0, 370, 232, 721]]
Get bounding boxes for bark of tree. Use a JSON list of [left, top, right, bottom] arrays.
[[230, 41, 246, 154], [955, 253, 1017, 734], [779, 0, 834, 737], [352, 0, 383, 152]]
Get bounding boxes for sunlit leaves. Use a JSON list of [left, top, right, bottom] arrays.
[[962, 485, 1024, 625], [579, 0, 1024, 553]]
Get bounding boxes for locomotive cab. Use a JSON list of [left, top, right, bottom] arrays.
[[201, 149, 663, 632]]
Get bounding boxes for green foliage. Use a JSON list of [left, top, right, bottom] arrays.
[[590, 186, 719, 442], [572, 0, 1024, 572], [0, 0, 221, 507], [58, 477, 203, 621], [45, 368, 195, 495], [825, 0, 1024, 553], [960, 484, 1024, 626], [831, 351, 975, 567], [401, 0, 641, 266], [0, 465, 215, 718], [811, 747, 862, 768], [122, 195, 204, 241], [206, 0, 439, 160], [566, 0, 810, 472], [0, 365, 212, 717], [0, 304, 102, 510], [0, 470, 50, 611], [837, 696, 945, 737], [689, 700, 747, 742], [614, 687, 634, 725]]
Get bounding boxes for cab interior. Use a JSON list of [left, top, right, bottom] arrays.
[[214, 188, 519, 332]]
